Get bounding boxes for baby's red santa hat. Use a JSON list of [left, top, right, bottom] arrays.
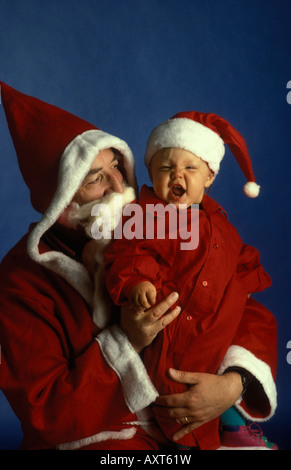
[[0, 81, 136, 303], [144, 111, 260, 198]]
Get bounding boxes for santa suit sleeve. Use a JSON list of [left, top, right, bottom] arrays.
[[218, 296, 277, 421], [104, 234, 163, 305], [0, 252, 158, 450], [219, 240, 277, 421], [236, 243, 272, 293]]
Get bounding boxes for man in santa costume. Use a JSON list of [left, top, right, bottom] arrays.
[[0, 83, 277, 450]]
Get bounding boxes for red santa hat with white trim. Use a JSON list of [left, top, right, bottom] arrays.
[[0, 81, 136, 304], [0, 81, 136, 214], [144, 111, 260, 198]]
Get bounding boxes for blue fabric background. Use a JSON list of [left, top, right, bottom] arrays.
[[0, 0, 290, 450]]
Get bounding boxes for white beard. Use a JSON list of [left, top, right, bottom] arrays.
[[68, 186, 136, 329]]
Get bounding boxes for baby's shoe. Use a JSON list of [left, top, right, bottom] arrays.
[[219, 422, 278, 450]]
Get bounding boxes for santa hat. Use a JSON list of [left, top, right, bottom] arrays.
[[144, 111, 260, 198], [0, 81, 136, 213], [0, 81, 136, 303]]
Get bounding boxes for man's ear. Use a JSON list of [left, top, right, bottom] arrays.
[[57, 202, 80, 228]]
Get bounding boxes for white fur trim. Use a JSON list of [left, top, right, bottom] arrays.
[[27, 246, 95, 307], [27, 129, 135, 304], [217, 345, 277, 421], [74, 187, 136, 328], [144, 118, 225, 175], [243, 181, 260, 198], [96, 324, 158, 412], [56, 427, 136, 450], [135, 408, 169, 444]]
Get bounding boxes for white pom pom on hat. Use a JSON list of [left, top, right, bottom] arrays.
[[244, 181, 261, 198], [145, 110, 260, 198]]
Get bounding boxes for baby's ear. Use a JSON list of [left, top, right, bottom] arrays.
[[58, 202, 80, 228], [205, 172, 215, 189]]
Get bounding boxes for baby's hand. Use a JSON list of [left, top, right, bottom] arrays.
[[129, 281, 157, 309]]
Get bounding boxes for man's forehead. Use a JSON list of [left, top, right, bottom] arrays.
[[88, 148, 119, 171]]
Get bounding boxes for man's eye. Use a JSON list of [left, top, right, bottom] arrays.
[[112, 160, 121, 170], [87, 175, 102, 185]]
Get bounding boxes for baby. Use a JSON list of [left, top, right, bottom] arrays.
[[104, 111, 277, 450], [128, 145, 214, 309]]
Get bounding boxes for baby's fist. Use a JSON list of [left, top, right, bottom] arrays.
[[129, 281, 157, 309]]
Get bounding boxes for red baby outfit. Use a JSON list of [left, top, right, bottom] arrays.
[[105, 185, 276, 449]]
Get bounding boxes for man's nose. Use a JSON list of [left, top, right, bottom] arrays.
[[104, 173, 124, 194]]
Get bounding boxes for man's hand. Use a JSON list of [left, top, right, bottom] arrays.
[[154, 368, 243, 441], [120, 292, 180, 353]]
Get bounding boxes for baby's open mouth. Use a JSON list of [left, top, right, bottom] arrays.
[[170, 184, 186, 199]]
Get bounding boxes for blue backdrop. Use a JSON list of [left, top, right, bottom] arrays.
[[0, 0, 290, 450]]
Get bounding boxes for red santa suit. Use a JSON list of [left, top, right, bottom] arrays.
[[104, 184, 277, 449], [0, 84, 277, 450], [0, 82, 159, 450]]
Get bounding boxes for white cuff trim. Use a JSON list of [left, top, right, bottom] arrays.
[[96, 324, 158, 412], [217, 345, 277, 421], [57, 427, 136, 450]]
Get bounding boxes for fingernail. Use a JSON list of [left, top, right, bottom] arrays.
[[172, 306, 181, 317], [171, 292, 179, 300]]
